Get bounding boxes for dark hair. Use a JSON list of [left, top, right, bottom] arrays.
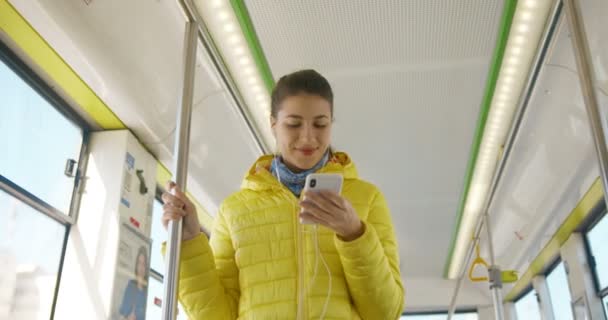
[[270, 69, 334, 118], [134, 246, 148, 281]]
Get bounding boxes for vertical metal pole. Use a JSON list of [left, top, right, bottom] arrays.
[[565, 0, 608, 205], [485, 212, 505, 320], [161, 21, 198, 320], [447, 219, 483, 320]]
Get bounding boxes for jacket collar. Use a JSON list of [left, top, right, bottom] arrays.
[[241, 151, 358, 191]]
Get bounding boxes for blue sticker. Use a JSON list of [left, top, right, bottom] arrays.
[[120, 197, 131, 208], [126, 152, 135, 170]]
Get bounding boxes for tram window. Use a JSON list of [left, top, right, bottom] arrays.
[[150, 198, 166, 276], [146, 276, 189, 320], [147, 196, 190, 318], [515, 289, 542, 320], [0, 59, 84, 214], [400, 311, 478, 320], [602, 296, 607, 318], [0, 189, 66, 318], [587, 214, 608, 291], [546, 262, 573, 320]]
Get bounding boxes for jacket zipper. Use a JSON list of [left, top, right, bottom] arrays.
[[271, 175, 309, 319], [281, 189, 307, 320], [296, 200, 307, 320]]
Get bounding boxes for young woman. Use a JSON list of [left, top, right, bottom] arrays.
[[162, 70, 404, 319]]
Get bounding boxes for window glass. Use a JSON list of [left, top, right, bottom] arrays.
[[146, 276, 189, 320], [546, 262, 573, 320], [0, 189, 66, 319], [587, 214, 608, 290], [147, 198, 189, 318], [515, 290, 542, 320], [150, 199, 166, 275], [0, 59, 83, 214]]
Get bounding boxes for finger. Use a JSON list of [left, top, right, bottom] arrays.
[[161, 212, 184, 229], [161, 191, 180, 205], [165, 181, 177, 192], [169, 185, 191, 207], [300, 199, 333, 221], [300, 200, 332, 223], [303, 192, 339, 216], [166, 181, 187, 199], [318, 190, 346, 209], [299, 212, 329, 227], [163, 204, 187, 216], [162, 196, 185, 210]]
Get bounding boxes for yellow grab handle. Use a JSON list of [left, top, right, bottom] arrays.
[[468, 244, 489, 282], [468, 257, 489, 282]]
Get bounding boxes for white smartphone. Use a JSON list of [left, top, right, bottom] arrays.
[[301, 173, 344, 224]]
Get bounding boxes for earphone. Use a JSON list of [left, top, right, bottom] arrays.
[[274, 154, 332, 320], [309, 224, 332, 320]]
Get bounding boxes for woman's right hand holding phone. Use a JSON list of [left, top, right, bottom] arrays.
[[161, 181, 201, 241]]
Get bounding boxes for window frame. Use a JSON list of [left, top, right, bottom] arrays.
[[584, 209, 608, 297], [151, 187, 167, 280], [0, 40, 92, 224], [543, 258, 575, 320], [0, 38, 92, 318], [400, 309, 478, 318], [513, 285, 543, 320]]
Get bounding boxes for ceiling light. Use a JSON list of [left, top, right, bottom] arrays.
[[224, 23, 236, 33], [502, 76, 515, 85], [234, 46, 245, 56], [239, 57, 250, 66], [196, 0, 278, 151], [503, 66, 517, 75], [506, 56, 520, 65], [513, 35, 526, 45], [511, 46, 523, 56], [518, 24, 530, 33], [524, 0, 538, 8], [520, 11, 533, 21], [243, 66, 255, 75], [228, 35, 240, 45], [218, 10, 229, 21], [447, 0, 554, 279], [211, 0, 224, 9]]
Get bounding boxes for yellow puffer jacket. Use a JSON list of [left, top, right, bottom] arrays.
[[174, 152, 404, 319]]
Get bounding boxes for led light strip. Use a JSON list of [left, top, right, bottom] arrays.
[[194, 0, 275, 151], [448, 0, 555, 279]]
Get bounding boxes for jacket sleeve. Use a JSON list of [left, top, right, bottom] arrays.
[[334, 190, 405, 319], [162, 207, 239, 319]]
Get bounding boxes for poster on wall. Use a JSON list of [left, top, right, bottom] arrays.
[[111, 222, 151, 320]]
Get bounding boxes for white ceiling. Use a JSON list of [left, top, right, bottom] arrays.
[[244, 0, 504, 278]]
